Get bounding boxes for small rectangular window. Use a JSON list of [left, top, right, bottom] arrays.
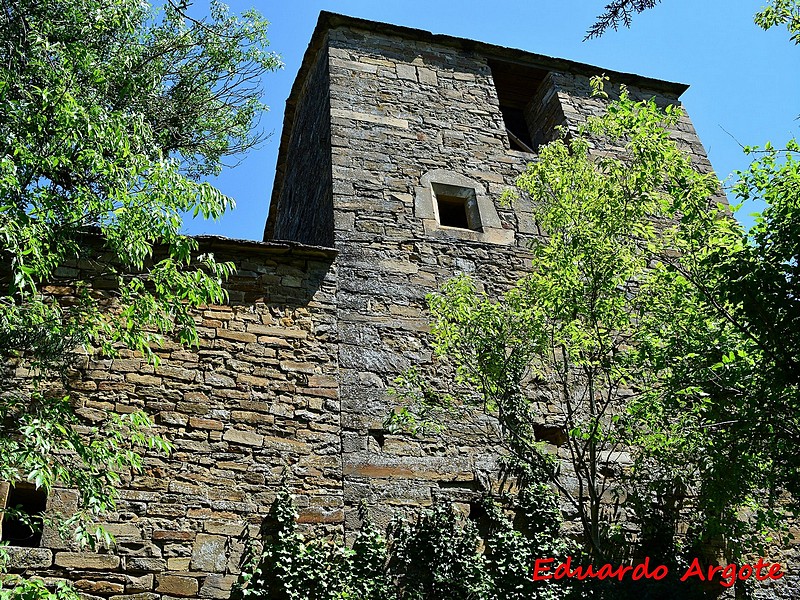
[[436, 194, 470, 229], [1, 483, 47, 547], [432, 183, 480, 231]]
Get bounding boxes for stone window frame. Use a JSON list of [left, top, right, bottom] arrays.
[[430, 182, 479, 231], [415, 170, 514, 245]]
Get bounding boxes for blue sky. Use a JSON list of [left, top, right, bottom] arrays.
[[184, 0, 800, 240]]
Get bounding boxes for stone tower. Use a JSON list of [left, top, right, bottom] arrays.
[[264, 12, 710, 532], [2, 11, 736, 600]]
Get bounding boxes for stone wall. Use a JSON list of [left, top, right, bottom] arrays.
[[325, 25, 538, 532], [318, 22, 715, 534], [4, 239, 342, 600], [266, 43, 335, 246], [5, 11, 797, 600]]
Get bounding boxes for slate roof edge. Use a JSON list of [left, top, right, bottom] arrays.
[[317, 11, 689, 95], [196, 235, 337, 259]]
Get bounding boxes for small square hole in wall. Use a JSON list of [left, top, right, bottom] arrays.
[[0, 483, 47, 547], [432, 183, 480, 231]]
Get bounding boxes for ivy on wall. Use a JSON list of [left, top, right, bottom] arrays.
[[236, 479, 568, 600]]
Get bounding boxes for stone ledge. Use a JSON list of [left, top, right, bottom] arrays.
[[54, 552, 120, 570], [3, 547, 53, 570]]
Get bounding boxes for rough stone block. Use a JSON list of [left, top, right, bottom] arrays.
[[279, 360, 316, 374], [417, 67, 437, 85], [236, 374, 271, 388], [263, 435, 308, 453], [395, 63, 417, 81], [114, 541, 162, 558], [166, 557, 191, 571], [188, 417, 224, 431], [199, 574, 238, 599], [4, 547, 53, 569], [157, 411, 188, 427], [126, 373, 162, 386], [75, 580, 125, 594], [41, 488, 79, 549], [203, 520, 244, 536], [216, 329, 257, 343], [152, 530, 195, 541], [205, 372, 235, 387], [148, 504, 187, 517], [156, 575, 199, 597], [160, 365, 196, 381], [54, 552, 120, 570], [246, 323, 307, 338], [191, 534, 227, 572], [308, 375, 337, 388], [125, 573, 154, 593], [222, 428, 264, 447], [110, 594, 159, 600], [126, 557, 167, 572]]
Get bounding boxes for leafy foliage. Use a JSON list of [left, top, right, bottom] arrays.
[[390, 76, 799, 594], [754, 0, 800, 43], [635, 137, 800, 554], [239, 483, 570, 600], [0, 577, 81, 600], [387, 502, 492, 599], [582, 0, 800, 571], [481, 473, 571, 600], [0, 0, 278, 594], [237, 484, 394, 600]]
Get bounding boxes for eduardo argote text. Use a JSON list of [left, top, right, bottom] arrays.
[[532, 556, 785, 588]]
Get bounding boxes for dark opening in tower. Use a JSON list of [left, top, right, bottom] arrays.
[[432, 183, 480, 231], [488, 60, 549, 153]]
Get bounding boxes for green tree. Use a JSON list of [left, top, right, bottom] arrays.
[[0, 0, 279, 589], [639, 140, 800, 553], [717, 142, 800, 499], [587, 0, 800, 557], [391, 78, 797, 592]]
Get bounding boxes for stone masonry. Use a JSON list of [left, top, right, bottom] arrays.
[[4, 238, 341, 599], [5, 11, 797, 600]]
